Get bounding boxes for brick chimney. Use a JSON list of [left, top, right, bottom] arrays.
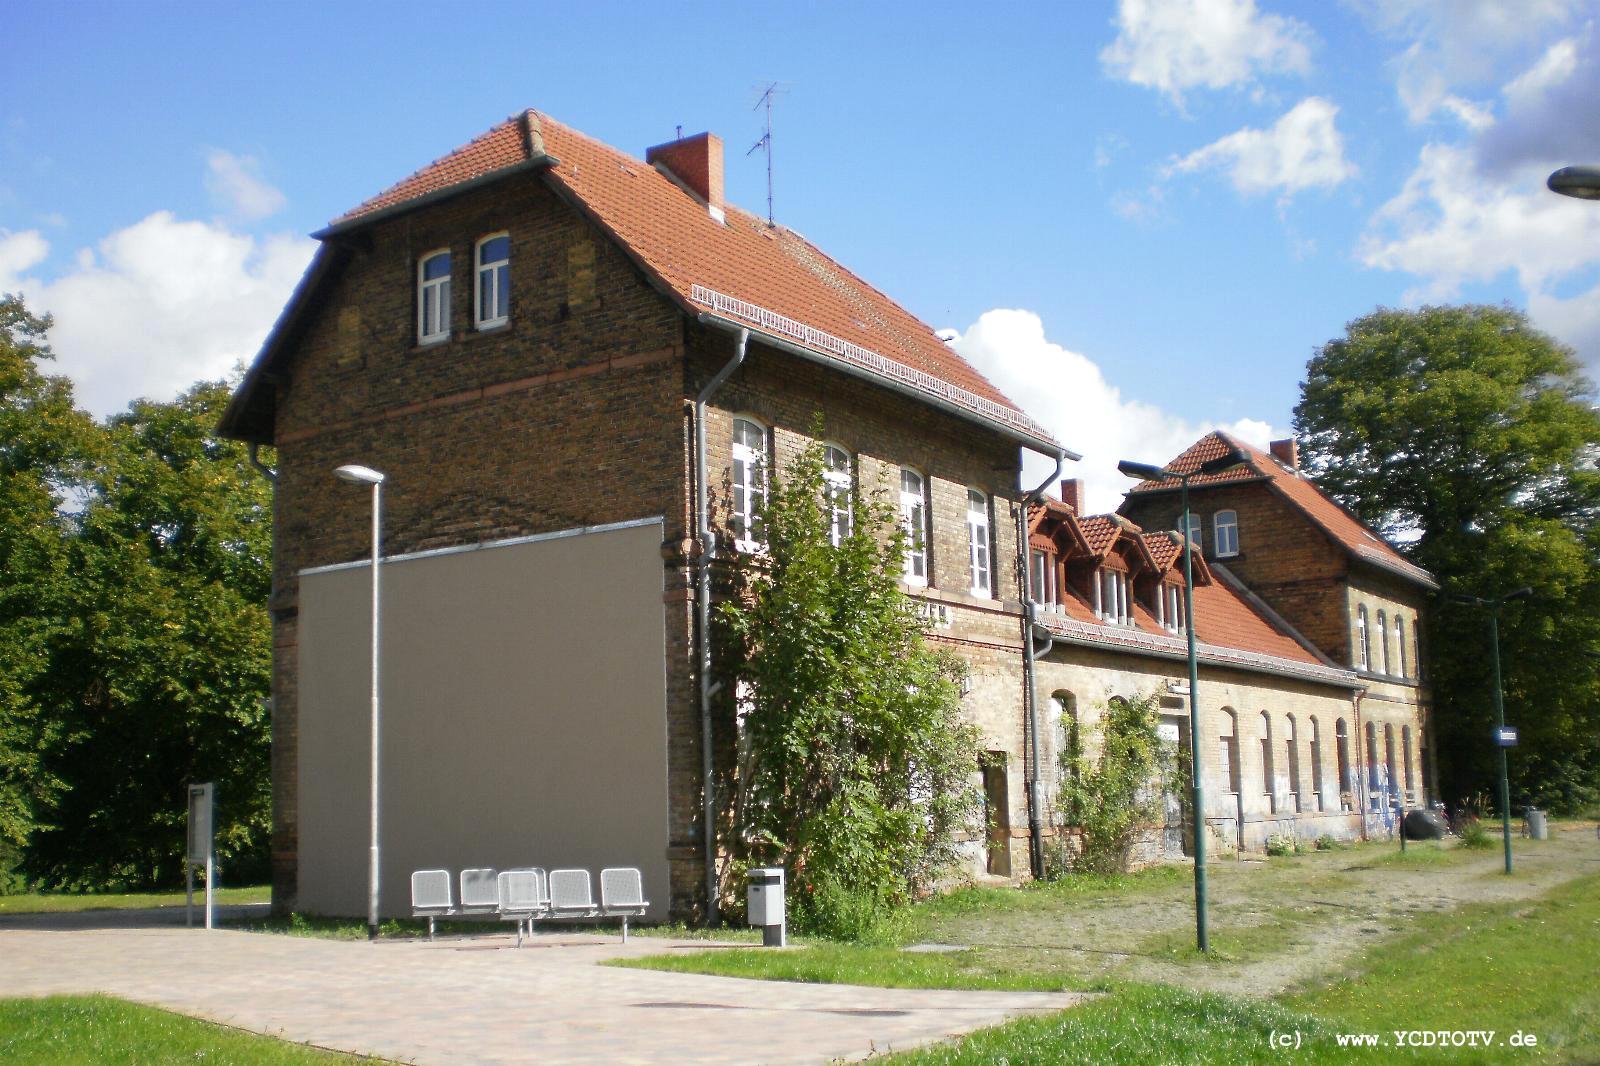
[[646, 132, 725, 222], [1059, 478, 1085, 513], [1270, 437, 1299, 473]]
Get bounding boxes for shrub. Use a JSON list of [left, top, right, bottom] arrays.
[[1265, 834, 1298, 856], [1056, 691, 1182, 873], [1460, 816, 1493, 849]]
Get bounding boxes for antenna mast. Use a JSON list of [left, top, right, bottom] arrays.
[[747, 82, 784, 225]]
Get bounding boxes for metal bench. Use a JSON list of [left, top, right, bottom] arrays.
[[410, 869, 455, 941], [600, 867, 650, 943], [497, 868, 549, 947], [547, 868, 601, 923], [458, 868, 500, 918]]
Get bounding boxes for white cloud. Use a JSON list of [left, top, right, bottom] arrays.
[[1100, 0, 1313, 105], [1475, 28, 1600, 176], [204, 149, 287, 221], [0, 229, 49, 285], [1358, 142, 1600, 369], [3, 212, 313, 416], [1168, 97, 1355, 197], [949, 309, 1279, 513], [1356, 0, 1584, 125]]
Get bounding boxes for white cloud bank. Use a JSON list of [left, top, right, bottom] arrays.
[[0, 215, 313, 417], [1100, 0, 1313, 105], [204, 149, 288, 221], [949, 309, 1279, 514], [1168, 97, 1355, 197]]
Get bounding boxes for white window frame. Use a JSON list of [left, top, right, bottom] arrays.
[[900, 468, 928, 586], [473, 232, 510, 330], [823, 444, 853, 547], [730, 417, 767, 552], [417, 249, 451, 345], [1356, 604, 1370, 670], [966, 489, 992, 597], [1378, 609, 1391, 675], [1396, 616, 1408, 678], [1030, 549, 1055, 607], [1183, 514, 1202, 552], [1213, 509, 1239, 558]]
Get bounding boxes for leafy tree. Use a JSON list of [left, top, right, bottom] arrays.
[[1055, 691, 1180, 873], [719, 434, 981, 938], [0, 296, 97, 887], [26, 381, 273, 889], [1294, 305, 1600, 812]]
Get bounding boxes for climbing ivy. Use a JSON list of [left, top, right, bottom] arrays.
[[1055, 691, 1182, 873]]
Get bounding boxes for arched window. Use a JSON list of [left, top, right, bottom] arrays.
[[1183, 513, 1202, 552], [1285, 714, 1302, 813], [1054, 691, 1080, 781], [1335, 718, 1352, 811], [1309, 717, 1325, 812], [900, 468, 928, 586], [967, 489, 992, 597], [1365, 720, 1380, 809], [1259, 711, 1275, 813], [1402, 725, 1416, 803], [474, 233, 510, 329], [730, 418, 767, 549], [1377, 610, 1391, 675], [1384, 724, 1398, 808], [1219, 708, 1240, 795], [823, 445, 853, 547], [1356, 605, 1370, 670], [417, 249, 451, 343], [1396, 616, 1408, 678], [1214, 510, 1239, 557]]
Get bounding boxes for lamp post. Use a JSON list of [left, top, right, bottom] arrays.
[[1449, 586, 1531, 875], [1117, 447, 1243, 954], [335, 463, 386, 939]]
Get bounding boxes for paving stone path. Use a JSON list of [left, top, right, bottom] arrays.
[[0, 920, 1079, 1064]]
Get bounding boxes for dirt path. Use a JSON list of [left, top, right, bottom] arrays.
[[919, 823, 1600, 997]]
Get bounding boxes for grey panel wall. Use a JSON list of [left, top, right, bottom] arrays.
[[297, 519, 670, 920]]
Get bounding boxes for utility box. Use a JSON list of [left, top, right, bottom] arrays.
[[1526, 808, 1549, 840], [747, 866, 786, 947]]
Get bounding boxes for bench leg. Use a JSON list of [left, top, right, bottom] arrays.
[[622, 916, 629, 944], [427, 916, 436, 942]]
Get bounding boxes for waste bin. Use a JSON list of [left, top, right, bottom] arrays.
[[1525, 808, 1549, 840], [747, 866, 786, 947]]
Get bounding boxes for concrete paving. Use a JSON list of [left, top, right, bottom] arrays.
[[0, 917, 1080, 1064]]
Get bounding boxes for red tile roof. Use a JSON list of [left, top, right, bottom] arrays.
[[1127, 431, 1436, 589], [328, 110, 1055, 448], [1142, 530, 1184, 572]]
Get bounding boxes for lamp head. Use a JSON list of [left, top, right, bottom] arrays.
[[1197, 450, 1246, 476], [334, 464, 385, 485], [1502, 586, 1534, 603], [1117, 459, 1171, 483], [1548, 166, 1600, 201]]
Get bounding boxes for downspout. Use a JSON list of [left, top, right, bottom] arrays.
[[1353, 690, 1368, 841], [1018, 450, 1065, 879], [693, 327, 748, 926]]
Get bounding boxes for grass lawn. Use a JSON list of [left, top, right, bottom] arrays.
[[0, 995, 360, 1064], [0, 885, 269, 915]]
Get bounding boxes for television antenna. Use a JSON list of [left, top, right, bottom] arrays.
[[747, 82, 787, 225]]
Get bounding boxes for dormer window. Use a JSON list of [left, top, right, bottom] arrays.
[[474, 234, 510, 329], [1097, 567, 1130, 625], [417, 250, 451, 344], [1029, 549, 1056, 607], [1213, 510, 1239, 558], [1162, 583, 1186, 633]]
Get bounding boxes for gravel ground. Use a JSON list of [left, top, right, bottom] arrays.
[[916, 822, 1600, 997]]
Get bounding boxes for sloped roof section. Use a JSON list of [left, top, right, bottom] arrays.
[[1127, 430, 1437, 590], [313, 110, 1055, 449]]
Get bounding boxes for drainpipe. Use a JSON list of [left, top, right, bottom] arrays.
[[1353, 690, 1368, 841], [1018, 449, 1065, 879], [693, 327, 748, 926]]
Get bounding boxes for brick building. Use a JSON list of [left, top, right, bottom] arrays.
[[220, 110, 1431, 920]]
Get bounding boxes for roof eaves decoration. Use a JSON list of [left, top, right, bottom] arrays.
[[691, 285, 1062, 453], [1038, 613, 1361, 689]]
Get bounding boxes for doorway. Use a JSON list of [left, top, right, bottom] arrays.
[[980, 752, 1011, 876], [1158, 715, 1194, 859]]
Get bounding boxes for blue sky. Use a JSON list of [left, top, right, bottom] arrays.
[[5, 1, 1600, 509]]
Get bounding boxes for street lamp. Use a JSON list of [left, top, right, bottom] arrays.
[[335, 463, 386, 939], [1547, 166, 1600, 201], [1449, 586, 1532, 875], [1117, 447, 1244, 954]]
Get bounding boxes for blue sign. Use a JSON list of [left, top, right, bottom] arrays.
[[1495, 726, 1518, 747]]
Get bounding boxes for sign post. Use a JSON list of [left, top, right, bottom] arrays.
[[186, 782, 215, 930]]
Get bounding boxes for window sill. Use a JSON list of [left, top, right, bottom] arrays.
[[473, 320, 511, 336]]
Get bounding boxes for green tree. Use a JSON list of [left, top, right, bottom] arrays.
[[26, 381, 273, 889], [1294, 304, 1600, 812], [0, 295, 97, 887], [1055, 691, 1180, 873], [719, 434, 982, 938]]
